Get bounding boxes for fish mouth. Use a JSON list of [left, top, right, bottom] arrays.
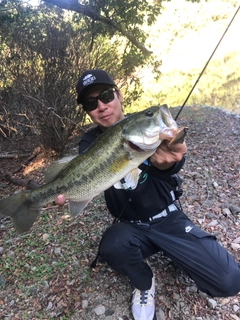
[[128, 141, 144, 152], [128, 139, 160, 152]]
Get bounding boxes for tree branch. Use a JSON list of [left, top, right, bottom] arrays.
[[42, 0, 152, 56], [5, 173, 41, 189]]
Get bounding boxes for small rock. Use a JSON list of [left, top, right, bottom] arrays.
[[212, 181, 218, 188], [7, 250, 15, 257], [207, 298, 217, 309], [94, 305, 105, 315], [42, 233, 50, 241], [46, 301, 53, 311], [208, 220, 218, 227], [233, 305, 239, 312], [156, 308, 166, 320], [82, 299, 88, 309], [222, 208, 231, 216], [186, 285, 198, 293], [105, 309, 115, 316], [28, 286, 38, 296], [66, 279, 75, 285], [172, 293, 180, 300], [230, 243, 240, 251], [233, 237, 240, 243], [0, 275, 6, 288], [116, 293, 124, 303], [190, 172, 202, 179], [0, 247, 4, 254], [221, 298, 230, 305], [54, 247, 61, 256], [42, 280, 49, 288], [9, 300, 15, 307], [230, 205, 240, 215], [205, 212, 216, 219], [198, 291, 208, 298]]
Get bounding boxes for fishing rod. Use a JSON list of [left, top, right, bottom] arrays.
[[174, 4, 240, 121]]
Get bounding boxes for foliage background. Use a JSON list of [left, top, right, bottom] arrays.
[[0, 0, 239, 153]]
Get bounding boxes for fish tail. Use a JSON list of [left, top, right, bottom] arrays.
[[0, 192, 40, 234]]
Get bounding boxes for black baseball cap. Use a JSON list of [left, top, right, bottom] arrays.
[[76, 69, 116, 104]]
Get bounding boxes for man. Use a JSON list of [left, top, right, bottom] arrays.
[[58, 69, 240, 320]]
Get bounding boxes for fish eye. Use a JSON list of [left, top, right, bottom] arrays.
[[145, 110, 153, 117]]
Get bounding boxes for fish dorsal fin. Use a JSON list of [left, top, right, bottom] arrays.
[[45, 155, 76, 183], [69, 200, 91, 217]]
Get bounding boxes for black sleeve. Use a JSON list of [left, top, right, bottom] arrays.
[[78, 135, 93, 154], [149, 156, 185, 178], [78, 126, 103, 154]]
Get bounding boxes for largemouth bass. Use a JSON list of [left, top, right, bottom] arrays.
[[0, 104, 187, 233]]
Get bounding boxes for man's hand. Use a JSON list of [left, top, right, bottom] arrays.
[[150, 140, 187, 170]]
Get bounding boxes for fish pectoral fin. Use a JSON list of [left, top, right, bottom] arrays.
[[170, 127, 188, 144], [69, 200, 91, 217], [122, 168, 140, 190], [45, 155, 76, 183]]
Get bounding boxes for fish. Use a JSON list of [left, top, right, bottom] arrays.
[[0, 104, 187, 233]]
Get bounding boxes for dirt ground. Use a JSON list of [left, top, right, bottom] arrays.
[[0, 105, 239, 320]]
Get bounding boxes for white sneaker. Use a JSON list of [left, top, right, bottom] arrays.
[[131, 277, 155, 320]]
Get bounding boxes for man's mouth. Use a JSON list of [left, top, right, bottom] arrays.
[[100, 114, 112, 120]]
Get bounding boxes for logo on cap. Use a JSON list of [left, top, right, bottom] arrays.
[[83, 74, 96, 87]]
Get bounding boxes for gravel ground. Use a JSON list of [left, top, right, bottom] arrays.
[[0, 105, 239, 320]]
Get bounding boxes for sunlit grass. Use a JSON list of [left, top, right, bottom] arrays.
[[132, 51, 240, 115], [130, 0, 240, 115]]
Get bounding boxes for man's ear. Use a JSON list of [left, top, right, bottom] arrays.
[[118, 89, 123, 103]]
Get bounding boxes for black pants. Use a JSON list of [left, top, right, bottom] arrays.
[[98, 209, 240, 297]]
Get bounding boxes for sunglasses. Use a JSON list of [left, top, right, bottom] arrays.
[[82, 88, 117, 112]]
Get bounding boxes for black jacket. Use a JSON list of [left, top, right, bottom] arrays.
[[79, 126, 185, 221]]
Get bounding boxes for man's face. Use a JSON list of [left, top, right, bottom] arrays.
[[83, 84, 125, 131]]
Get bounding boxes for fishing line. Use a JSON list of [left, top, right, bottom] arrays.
[[174, 4, 240, 121], [91, 6, 240, 267]]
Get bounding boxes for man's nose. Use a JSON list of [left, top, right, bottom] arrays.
[[97, 99, 108, 110]]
